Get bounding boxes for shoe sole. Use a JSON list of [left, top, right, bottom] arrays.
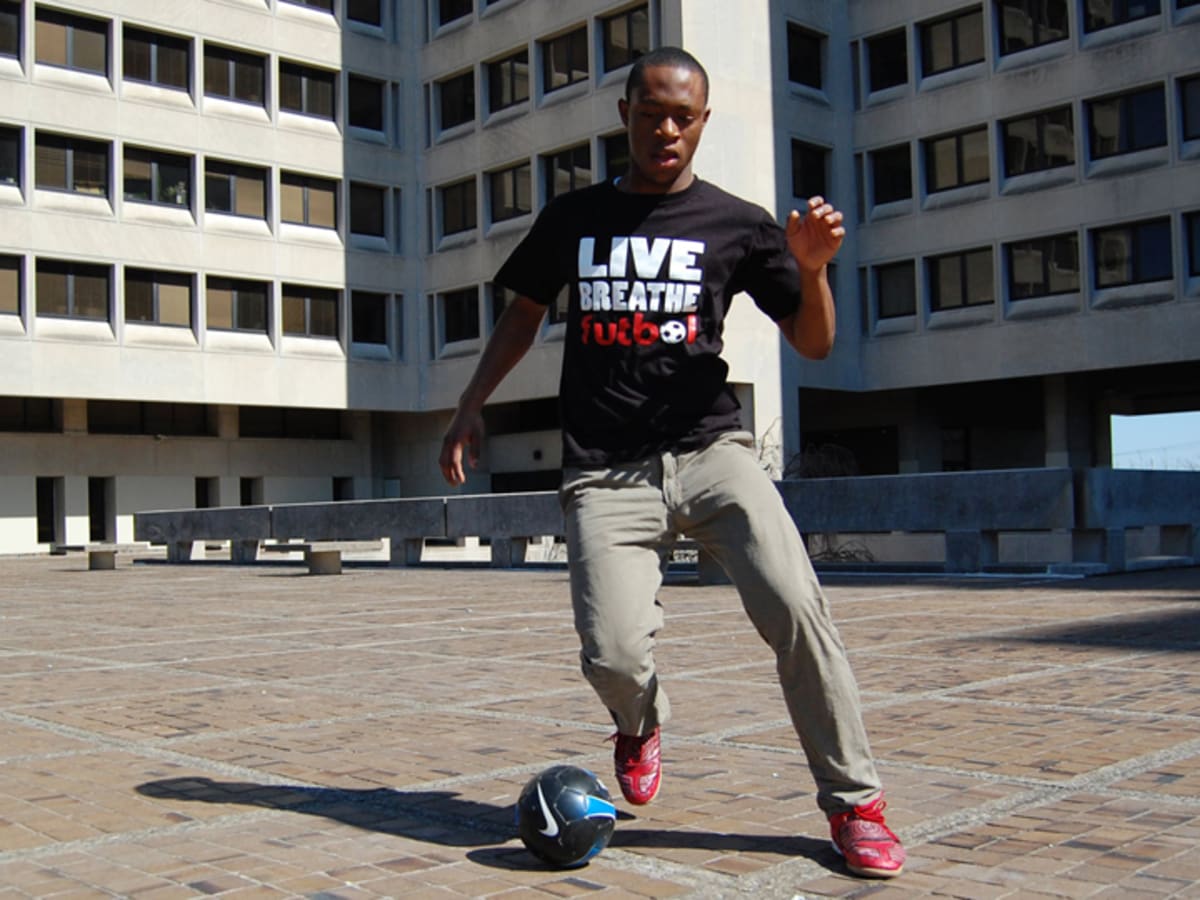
[[831, 840, 904, 879], [618, 777, 660, 805]]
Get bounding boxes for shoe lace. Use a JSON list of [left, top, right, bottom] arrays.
[[853, 799, 887, 825]]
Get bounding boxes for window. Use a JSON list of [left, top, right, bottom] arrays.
[[488, 49, 529, 113], [490, 282, 512, 329], [787, 23, 823, 89], [280, 61, 335, 120], [1182, 75, 1200, 142], [282, 284, 338, 338], [876, 261, 916, 318], [240, 408, 342, 440], [281, 0, 333, 11], [124, 147, 190, 208], [125, 268, 191, 327], [601, 4, 649, 74], [351, 290, 388, 344], [438, 70, 474, 130], [544, 143, 591, 200], [123, 26, 189, 91], [2, 399, 55, 433], [438, 0, 472, 27], [489, 161, 531, 222], [867, 29, 907, 92], [924, 126, 989, 192], [0, 255, 20, 315], [871, 143, 911, 204], [1092, 218, 1172, 287], [206, 276, 267, 333], [205, 160, 266, 218], [0, 125, 19, 186], [439, 177, 476, 235], [35, 8, 107, 75], [1087, 85, 1166, 159], [0, 2, 19, 60], [603, 131, 629, 180], [995, 0, 1069, 54], [281, 172, 337, 228], [1006, 233, 1079, 298], [543, 26, 588, 94], [1188, 212, 1200, 277], [348, 0, 382, 26], [36, 259, 109, 319], [929, 248, 994, 310], [35, 133, 108, 196], [348, 74, 385, 131], [1084, 0, 1161, 32], [791, 140, 828, 201], [349, 182, 386, 237], [204, 44, 265, 106], [920, 7, 985, 76], [89, 401, 209, 436], [1002, 105, 1074, 176], [440, 286, 479, 344]]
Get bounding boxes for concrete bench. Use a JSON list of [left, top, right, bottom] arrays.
[[136, 505, 272, 563], [84, 542, 151, 570], [270, 498, 446, 567], [445, 491, 564, 567], [259, 540, 384, 575]]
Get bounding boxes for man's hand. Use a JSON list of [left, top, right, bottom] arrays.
[[439, 409, 485, 487], [786, 195, 845, 274]]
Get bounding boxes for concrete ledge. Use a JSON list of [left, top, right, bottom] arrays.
[[445, 492, 563, 568], [260, 540, 384, 575], [84, 542, 152, 571]]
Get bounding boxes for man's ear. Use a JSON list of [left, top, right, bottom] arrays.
[[618, 97, 629, 126]]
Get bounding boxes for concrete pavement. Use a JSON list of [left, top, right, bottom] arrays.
[[2, 554, 1199, 898]]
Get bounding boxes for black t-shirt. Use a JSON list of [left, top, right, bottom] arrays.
[[495, 177, 803, 468]]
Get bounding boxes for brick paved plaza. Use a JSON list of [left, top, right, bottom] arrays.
[[2, 554, 1200, 898]]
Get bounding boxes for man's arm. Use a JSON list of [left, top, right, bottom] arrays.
[[438, 295, 547, 486], [776, 196, 844, 360]]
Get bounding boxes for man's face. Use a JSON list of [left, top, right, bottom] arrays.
[[618, 64, 710, 193]]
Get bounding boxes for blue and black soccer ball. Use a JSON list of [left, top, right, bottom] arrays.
[[515, 765, 617, 868]]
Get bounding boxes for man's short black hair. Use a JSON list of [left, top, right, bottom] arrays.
[[624, 46, 709, 103]]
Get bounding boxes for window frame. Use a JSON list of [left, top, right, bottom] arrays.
[[0, 124, 20, 187], [35, 7, 108, 76], [203, 43, 266, 106], [439, 177, 477, 236], [600, 4, 649, 74], [279, 60, 336, 121], [866, 28, 908, 93], [281, 283, 339, 339], [123, 146, 192, 208], [875, 260, 917, 319], [1083, 0, 1161, 33], [786, 22, 824, 89], [919, 6, 985, 77], [488, 160, 532, 223], [205, 276, 268, 334], [870, 143, 912, 205], [349, 181, 387, 237], [437, 0, 473, 28], [35, 132, 110, 197], [280, 171, 338, 229], [437, 69, 475, 131], [923, 125, 990, 193], [124, 267, 193, 328], [1182, 75, 1200, 143], [1086, 84, 1167, 160], [204, 159, 268, 220], [487, 48, 530, 114], [0, 1, 20, 61], [438, 285, 481, 346], [35, 259, 111, 321], [0, 254, 21, 316], [1001, 104, 1075, 177], [122, 25, 190, 92], [350, 289, 389, 346], [928, 247, 995, 311], [790, 139, 828, 202], [543, 143, 591, 201], [542, 26, 589, 95], [1091, 217, 1173, 288], [1005, 232, 1080, 300], [347, 0, 383, 26], [1187, 212, 1200, 278], [348, 73, 386, 131], [995, 0, 1069, 55]]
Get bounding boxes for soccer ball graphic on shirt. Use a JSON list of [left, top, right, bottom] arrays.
[[659, 320, 688, 344], [515, 765, 617, 868]]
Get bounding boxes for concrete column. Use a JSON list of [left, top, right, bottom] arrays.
[[62, 399, 87, 435], [62, 475, 89, 545], [1044, 375, 1095, 469]]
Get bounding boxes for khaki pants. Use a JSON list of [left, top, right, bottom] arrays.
[[560, 431, 882, 814]]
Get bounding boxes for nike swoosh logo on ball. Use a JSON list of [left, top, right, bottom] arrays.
[[536, 783, 559, 837]]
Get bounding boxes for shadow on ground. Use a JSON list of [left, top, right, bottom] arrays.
[[136, 777, 833, 873]]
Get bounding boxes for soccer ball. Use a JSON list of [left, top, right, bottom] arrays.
[[515, 765, 617, 868], [659, 319, 688, 344]]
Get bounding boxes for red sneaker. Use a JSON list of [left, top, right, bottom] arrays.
[[829, 795, 905, 878], [610, 728, 661, 805]]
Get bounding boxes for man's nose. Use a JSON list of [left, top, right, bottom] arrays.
[[657, 116, 679, 137]]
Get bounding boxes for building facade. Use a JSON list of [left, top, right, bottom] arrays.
[[0, 0, 1197, 553]]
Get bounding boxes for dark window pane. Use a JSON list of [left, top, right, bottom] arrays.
[[791, 140, 828, 200], [438, 0, 472, 26], [488, 50, 529, 112], [1187, 213, 1200, 277], [1088, 86, 1166, 159], [867, 29, 907, 91], [602, 4, 649, 73], [1084, 0, 1161, 32], [876, 261, 916, 318], [1003, 106, 1074, 176], [1007, 233, 1079, 298], [787, 24, 823, 88], [348, 0, 382, 26], [351, 290, 387, 344], [349, 74, 385, 130], [997, 0, 1069, 54], [544, 27, 588, 93], [0, 126, 20, 186], [871, 144, 911, 203], [0, 1, 19, 59], [350, 182, 386, 236], [0, 255, 21, 315], [489, 162, 531, 222], [930, 248, 993, 310], [545, 143, 591, 200], [441, 286, 479, 343], [439, 70, 474, 129], [441, 178, 476, 234]]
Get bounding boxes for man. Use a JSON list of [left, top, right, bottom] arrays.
[[439, 46, 905, 879]]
